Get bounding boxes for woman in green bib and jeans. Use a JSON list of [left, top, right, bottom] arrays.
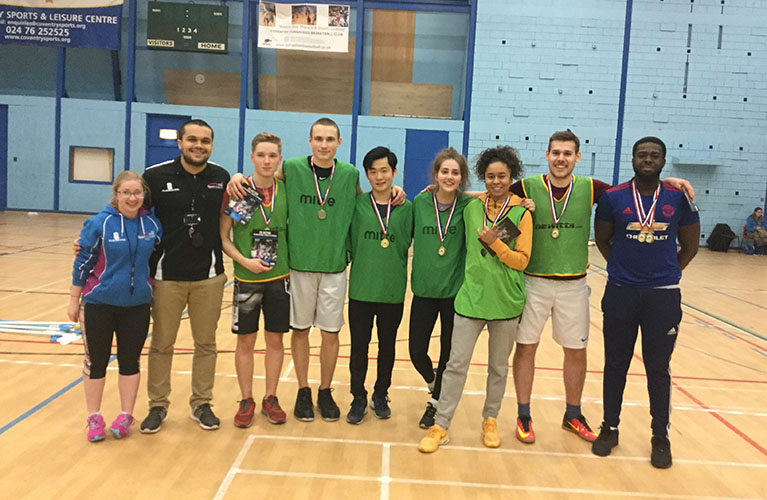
[[418, 145, 532, 453]]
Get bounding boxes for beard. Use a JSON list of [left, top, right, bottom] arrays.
[[633, 166, 662, 184], [182, 151, 209, 168]]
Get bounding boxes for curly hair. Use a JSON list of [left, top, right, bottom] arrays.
[[473, 145, 524, 181]]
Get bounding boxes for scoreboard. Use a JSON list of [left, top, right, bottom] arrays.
[[146, 2, 228, 53]]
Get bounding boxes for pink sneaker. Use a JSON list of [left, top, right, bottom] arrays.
[[110, 413, 134, 439], [87, 413, 106, 442]]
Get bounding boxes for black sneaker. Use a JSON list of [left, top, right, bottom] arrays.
[[592, 424, 619, 457], [190, 403, 220, 430], [294, 387, 314, 422], [419, 402, 437, 429], [317, 388, 340, 421], [370, 393, 391, 419], [140, 406, 167, 434], [346, 395, 368, 424], [651, 436, 672, 469]]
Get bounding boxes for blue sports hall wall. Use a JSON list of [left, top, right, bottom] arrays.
[[1, 0, 765, 246]]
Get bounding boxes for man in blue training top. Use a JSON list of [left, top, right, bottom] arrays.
[[592, 136, 700, 469]]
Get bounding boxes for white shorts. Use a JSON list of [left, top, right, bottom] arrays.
[[517, 275, 590, 349], [289, 269, 347, 333]]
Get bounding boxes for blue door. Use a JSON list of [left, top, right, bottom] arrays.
[[145, 114, 191, 168], [0, 105, 7, 211], [404, 130, 449, 200]]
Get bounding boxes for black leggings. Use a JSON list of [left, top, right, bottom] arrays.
[[82, 302, 150, 379], [348, 299, 404, 399], [408, 295, 455, 400]]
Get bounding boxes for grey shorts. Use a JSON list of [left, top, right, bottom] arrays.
[[289, 269, 347, 333]]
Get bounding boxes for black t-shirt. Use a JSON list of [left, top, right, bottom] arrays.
[[143, 156, 231, 281]]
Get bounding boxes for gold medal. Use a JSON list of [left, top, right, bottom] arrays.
[[645, 232, 655, 244], [317, 208, 327, 219], [433, 192, 457, 258], [380, 238, 390, 248], [637, 231, 647, 243], [551, 227, 560, 239]]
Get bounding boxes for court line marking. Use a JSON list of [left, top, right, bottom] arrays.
[[211, 434, 765, 500], [2, 358, 765, 418], [0, 278, 239, 435], [635, 353, 767, 457], [0, 353, 116, 436], [279, 360, 294, 382], [0, 277, 70, 305], [380, 443, 391, 500], [674, 382, 767, 456], [2, 344, 764, 387], [247, 434, 767, 469], [212, 434, 256, 500], [588, 264, 767, 344], [235, 470, 757, 500]]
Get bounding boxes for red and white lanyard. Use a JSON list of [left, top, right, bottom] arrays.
[[631, 180, 661, 232]]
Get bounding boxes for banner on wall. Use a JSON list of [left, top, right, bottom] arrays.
[[257, 1, 349, 53], [0, 0, 122, 49]]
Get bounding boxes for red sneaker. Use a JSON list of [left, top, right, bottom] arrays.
[[515, 416, 535, 444], [562, 414, 597, 442], [234, 398, 255, 428], [262, 395, 287, 425]]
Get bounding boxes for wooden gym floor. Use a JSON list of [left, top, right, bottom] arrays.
[[0, 211, 765, 499]]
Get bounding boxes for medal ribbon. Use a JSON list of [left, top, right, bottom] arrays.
[[370, 193, 392, 238], [249, 176, 276, 227], [311, 158, 336, 210], [631, 180, 661, 232], [546, 175, 573, 226], [432, 192, 457, 246], [483, 195, 511, 229]]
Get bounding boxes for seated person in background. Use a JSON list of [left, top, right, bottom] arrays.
[[745, 207, 767, 254]]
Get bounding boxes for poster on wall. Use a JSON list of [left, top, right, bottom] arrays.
[[0, 0, 122, 49], [257, 1, 349, 53]]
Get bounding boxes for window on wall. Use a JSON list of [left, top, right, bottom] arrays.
[[70, 146, 114, 184], [65, 48, 121, 100], [363, 9, 469, 120], [254, 7, 358, 114], [0, 45, 58, 97]]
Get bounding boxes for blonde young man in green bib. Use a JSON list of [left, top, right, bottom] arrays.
[[220, 132, 289, 427]]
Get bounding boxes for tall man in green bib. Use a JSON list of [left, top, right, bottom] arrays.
[[281, 118, 357, 422], [510, 130, 694, 445]]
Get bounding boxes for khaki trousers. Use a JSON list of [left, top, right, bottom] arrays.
[[147, 273, 226, 409]]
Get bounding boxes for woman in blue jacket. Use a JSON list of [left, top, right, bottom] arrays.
[[69, 171, 162, 442]]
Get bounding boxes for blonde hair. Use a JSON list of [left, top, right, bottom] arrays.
[[110, 171, 151, 210], [251, 132, 282, 153]]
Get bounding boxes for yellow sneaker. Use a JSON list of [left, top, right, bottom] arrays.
[[418, 424, 449, 453], [482, 417, 501, 448]]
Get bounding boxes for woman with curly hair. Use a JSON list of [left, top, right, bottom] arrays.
[[418, 145, 532, 453]]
